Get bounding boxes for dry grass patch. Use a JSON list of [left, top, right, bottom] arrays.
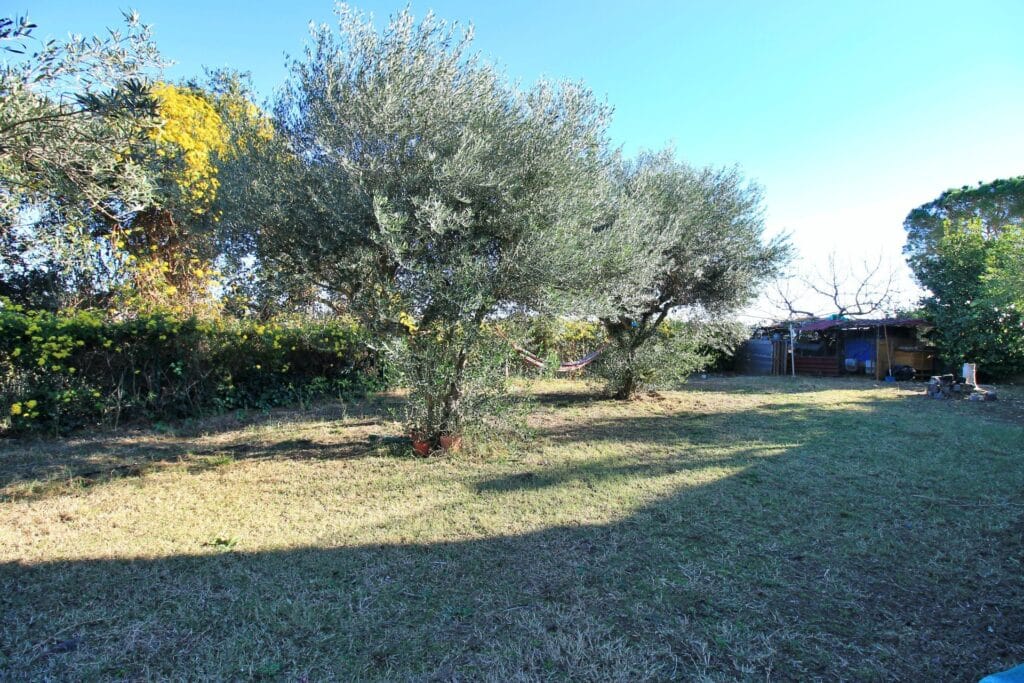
[[1, 377, 1022, 680]]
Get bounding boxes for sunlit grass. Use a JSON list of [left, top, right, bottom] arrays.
[[1, 377, 1021, 679]]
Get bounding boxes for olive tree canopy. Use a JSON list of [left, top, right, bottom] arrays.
[[265, 7, 651, 445], [0, 12, 163, 307], [597, 150, 789, 398]]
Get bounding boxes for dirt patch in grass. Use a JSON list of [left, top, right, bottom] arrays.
[[1, 377, 1022, 680]]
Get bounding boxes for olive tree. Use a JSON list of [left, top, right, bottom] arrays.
[[269, 7, 636, 448], [0, 12, 163, 307], [597, 151, 788, 398], [0, 12, 161, 221]]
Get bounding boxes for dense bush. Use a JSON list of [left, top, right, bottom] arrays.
[[0, 305, 381, 434], [591, 320, 749, 395]]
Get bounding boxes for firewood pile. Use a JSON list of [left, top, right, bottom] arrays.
[[926, 374, 998, 401]]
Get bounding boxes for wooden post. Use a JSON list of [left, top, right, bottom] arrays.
[[880, 325, 888, 378], [875, 325, 881, 380]]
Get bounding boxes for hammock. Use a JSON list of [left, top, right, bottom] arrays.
[[508, 340, 608, 373]]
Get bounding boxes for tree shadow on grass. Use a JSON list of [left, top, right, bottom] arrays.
[[0, 376, 903, 502], [0, 384, 928, 504], [526, 388, 605, 409], [472, 444, 781, 495], [683, 375, 925, 396], [476, 397, 901, 496], [534, 398, 890, 445], [2, 395, 1022, 680], [0, 399, 412, 502]]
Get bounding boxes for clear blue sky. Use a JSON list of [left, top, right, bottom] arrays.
[[22, 0, 1024, 318]]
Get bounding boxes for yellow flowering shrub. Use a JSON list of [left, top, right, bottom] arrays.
[[149, 83, 229, 211], [110, 83, 274, 316]]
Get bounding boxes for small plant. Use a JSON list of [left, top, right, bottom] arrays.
[[204, 535, 239, 550]]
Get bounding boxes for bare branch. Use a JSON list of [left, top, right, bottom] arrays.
[[769, 251, 900, 320], [771, 279, 815, 318]]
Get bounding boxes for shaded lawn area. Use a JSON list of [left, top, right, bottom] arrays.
[[1, 377, 1022, 680]]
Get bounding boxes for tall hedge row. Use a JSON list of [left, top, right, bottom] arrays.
[[1, 307, 747, 435], [0, 306, 382, 434]]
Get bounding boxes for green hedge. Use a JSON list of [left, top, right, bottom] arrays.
[[1, 307, 746, 434], [0, 306, 382, 434]]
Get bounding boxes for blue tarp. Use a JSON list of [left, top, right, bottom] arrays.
[[981, 664, 1024, 683], [843, 337, 876, 362]]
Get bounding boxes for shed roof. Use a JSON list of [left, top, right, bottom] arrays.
[[797, 317, 929, 332]]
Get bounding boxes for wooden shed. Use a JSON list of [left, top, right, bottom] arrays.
[[737, 318, 937, 379]]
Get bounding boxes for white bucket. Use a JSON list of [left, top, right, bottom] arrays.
[[962, 363, 978, 385]]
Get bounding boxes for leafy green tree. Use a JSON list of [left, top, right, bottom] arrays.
[[984, 225, 1024, 313], [263, 7, 631, 448], [0, 18, 273, 316], [596, 151, 788, 398], [208, 71, 329, 319], [904, 178, 1024, 379], [914, 219, 1024, 378], [904, 176, 1024, 267], [0, 11, 161, 221]]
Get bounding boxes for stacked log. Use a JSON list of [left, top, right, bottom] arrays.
[[927, 374, 998, 400]]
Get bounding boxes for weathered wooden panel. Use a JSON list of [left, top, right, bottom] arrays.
[[876, 340, 938, 378], [794, 355, 840, 376]]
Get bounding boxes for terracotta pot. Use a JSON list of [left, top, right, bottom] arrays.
[[410, 434, 432, 456], [439, 433, 463, 452]]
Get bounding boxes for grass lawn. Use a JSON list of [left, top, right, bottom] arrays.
[[1, 376, 1022, 680]]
